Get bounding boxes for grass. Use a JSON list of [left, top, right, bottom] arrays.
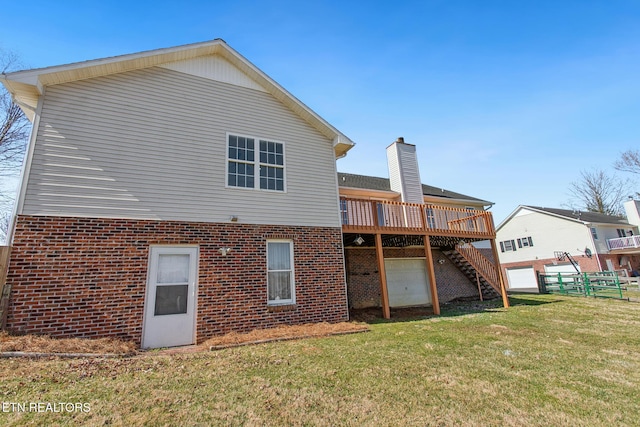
[[1, 294, 640, 426]]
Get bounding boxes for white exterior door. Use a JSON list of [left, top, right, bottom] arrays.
[[506, 267, 538, 290], [384, 258, 431, 307], [142, 246, 198, 349]]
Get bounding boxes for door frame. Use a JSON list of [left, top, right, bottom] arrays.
[[141, 245, 199, 349]]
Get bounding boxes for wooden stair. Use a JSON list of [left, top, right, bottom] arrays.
[[442, 244, 501, 300]]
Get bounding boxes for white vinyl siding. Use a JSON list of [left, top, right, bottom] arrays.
[[386, 142, 423, 204], [21, 66, 341, 227], [497, 208, 595, 264]]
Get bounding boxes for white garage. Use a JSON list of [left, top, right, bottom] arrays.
[[505, 266, 538, 292], [384, 258, 431, 307], [544, 263, 580, 274]]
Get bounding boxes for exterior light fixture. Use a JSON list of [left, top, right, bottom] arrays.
[[219, 248, 232, 256], [230, 215, 239, 222], [354, 236, 365, 246]]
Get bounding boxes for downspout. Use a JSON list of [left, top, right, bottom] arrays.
[[586, 223, 603, 272]]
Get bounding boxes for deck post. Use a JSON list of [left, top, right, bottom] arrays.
[[489, 239, 510, 308], [423, 235, 440, 315], [375, 233, 391, 319], [475, 271, 484, 302]]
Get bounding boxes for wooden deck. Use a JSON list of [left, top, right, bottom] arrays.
[[340, 197, 496, 238]]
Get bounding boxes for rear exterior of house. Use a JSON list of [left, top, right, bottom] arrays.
[[497, 204, 640, 292], [1, 40, 354, 348], [338, 139, 509, 318]]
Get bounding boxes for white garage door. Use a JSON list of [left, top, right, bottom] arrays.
[[384, 258, 431, 307], [544, 263, 580, 274], [506, 267, 538, 290]]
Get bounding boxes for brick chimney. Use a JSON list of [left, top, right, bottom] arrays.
[[386, 137, 424, 204]]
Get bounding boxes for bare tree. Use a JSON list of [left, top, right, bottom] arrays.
[[1, 49, 29, 174], [1, 48, 30, 242], [614, 149, 640, 175], [568, 169, 629, 216]]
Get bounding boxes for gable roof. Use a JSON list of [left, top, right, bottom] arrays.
[[497, 205, 630, 231], [0, 39, 354, 158], [337, 172, 492, 205]]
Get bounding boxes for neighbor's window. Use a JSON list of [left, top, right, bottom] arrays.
[[517, 237, 534, 248], [500, 239, 516, 252], [591, 227, 598, 240], [267, 240, 295, 305], [617, 228, 627, 238], [227, 134, 285, 191]]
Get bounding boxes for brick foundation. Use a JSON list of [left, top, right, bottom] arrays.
[[6, 216, 348, 345], [345, 247, 479, 308]]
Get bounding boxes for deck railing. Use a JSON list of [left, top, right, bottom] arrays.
[[607, 235, 640, 251], [340, 197, 495, 237]]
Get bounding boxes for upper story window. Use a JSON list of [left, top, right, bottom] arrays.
[[500, 239, 516, 252], [591, 227, 598, 240], [517, 237, 534, 248], [227, 134, 285, 191], [617, 228, 628, 238]]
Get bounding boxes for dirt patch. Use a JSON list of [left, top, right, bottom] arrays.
[[1, 322, 369, 356], [203, 321, 369, 350], [350, 307, 435, 322], [0, 332, 137, 355]]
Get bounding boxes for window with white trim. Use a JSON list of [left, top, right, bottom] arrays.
[[227, 134, 285, 191], [591, 227, 598, 240], [267, 240, 295, 305]]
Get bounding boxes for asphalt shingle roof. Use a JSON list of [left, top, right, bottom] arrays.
[[337, 172, 491, 204], [525, 206, 628, 225]]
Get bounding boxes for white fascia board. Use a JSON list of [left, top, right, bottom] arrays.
[[496, 205, 528, 232]]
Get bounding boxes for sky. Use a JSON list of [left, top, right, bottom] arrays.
[[1, 0, 640, 223]]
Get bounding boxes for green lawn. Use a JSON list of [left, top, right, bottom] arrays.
[[2, 294, 640, 426]]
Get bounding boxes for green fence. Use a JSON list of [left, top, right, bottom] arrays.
[[538, 271, 625, 300]]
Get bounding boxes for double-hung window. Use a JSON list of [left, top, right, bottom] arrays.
[[267, 240, 295, 305], [227, 134, 285, 191]]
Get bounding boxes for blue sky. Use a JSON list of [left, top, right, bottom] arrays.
[[2, 1, 639, 222]]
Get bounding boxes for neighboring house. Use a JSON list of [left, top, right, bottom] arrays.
[[496, 202, 640, 292], [0, 40, 509, 348], [0, 40, 354, 348]]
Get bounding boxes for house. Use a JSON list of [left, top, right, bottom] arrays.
[[0, 39, 354, 348], [496, 202, 640, 292], [0, 40, 509, 348]]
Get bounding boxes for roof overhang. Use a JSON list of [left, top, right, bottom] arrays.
[[0, 39, 355, 158]]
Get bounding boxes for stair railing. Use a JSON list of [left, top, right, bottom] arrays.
[[455, 243, 501, 292]]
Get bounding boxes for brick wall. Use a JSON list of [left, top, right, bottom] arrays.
[[345, 247, 479, 308], [6, 216, 348, 345]]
